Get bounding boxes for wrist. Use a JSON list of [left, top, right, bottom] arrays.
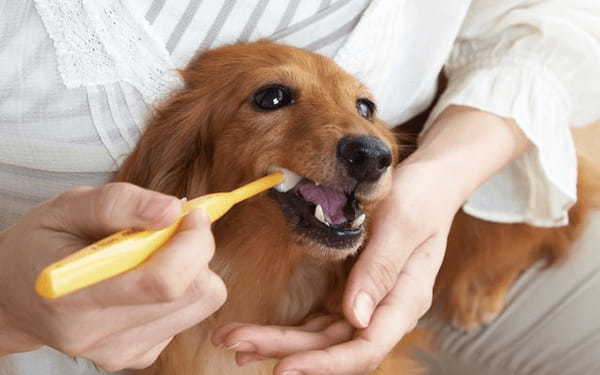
[[398, 105, 530, 203]]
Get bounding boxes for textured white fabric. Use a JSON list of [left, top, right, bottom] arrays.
[[1, 0, 600, 374], [34, 0, 181, 104], [423, 0, 600, 226]]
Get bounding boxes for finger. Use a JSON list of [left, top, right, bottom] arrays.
[[301, 315, 340, 332], [212, 323, 251, 348], [343, 198, 426, 328], [215, 320, 354, 358], [212, 315, 338, 349], [57, 208, 217, 307], [44, 271, 226, 356], [46, 183, 183, 238], [125, 337, 173, 370], [83, 292, 224, 371], [276, 236, 447, 375]]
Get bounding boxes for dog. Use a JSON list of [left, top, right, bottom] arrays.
[[114, 41, 600, 374]]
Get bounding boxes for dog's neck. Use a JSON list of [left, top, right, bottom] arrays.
[[146, 197, 348, 375]]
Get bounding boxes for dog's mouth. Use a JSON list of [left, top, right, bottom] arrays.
[[268, 167, 365, 249]]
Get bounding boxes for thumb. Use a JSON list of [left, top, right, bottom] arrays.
[[342, 205, 423, 329], [343, 244, 408, 329], [46, 183, 183, 238]]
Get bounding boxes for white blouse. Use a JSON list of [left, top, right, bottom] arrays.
[[1, 0, 599, 374]]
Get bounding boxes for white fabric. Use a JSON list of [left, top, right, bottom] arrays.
[[423, 0, 600, 226], [34, 0, 181, 104], [1, 0, 600, 374]]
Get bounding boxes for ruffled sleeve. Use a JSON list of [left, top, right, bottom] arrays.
[[423, 0, 600, 227]]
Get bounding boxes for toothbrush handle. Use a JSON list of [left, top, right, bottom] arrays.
[[35, 221, 183, 299], [35, 195, 234, 299]]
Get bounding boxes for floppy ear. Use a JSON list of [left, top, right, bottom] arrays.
[[114, 89, 216, 198]]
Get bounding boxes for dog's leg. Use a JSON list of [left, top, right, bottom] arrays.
[[434, 186, 592, 331]]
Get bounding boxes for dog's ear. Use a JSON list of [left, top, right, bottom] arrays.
[[114, 90, 216, 198]]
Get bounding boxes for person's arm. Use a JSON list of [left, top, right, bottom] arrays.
[[0, 184, 226, 371]]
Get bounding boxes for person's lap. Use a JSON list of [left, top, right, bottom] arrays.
[[422, 210, 600, 375]]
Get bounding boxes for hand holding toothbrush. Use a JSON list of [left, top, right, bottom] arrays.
[[0, 183, 226, 371]]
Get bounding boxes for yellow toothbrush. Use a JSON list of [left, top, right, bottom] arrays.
[[35, 173, 284, 299]]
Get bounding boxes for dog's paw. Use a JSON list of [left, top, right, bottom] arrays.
[[443, 274, 513, 332]]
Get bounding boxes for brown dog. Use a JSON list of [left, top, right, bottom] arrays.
[[115, 41, 600, 374]]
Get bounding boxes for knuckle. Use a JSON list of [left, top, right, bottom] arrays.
[[139, 269, 185, 303], [420, 288, 433, 315], [95, 183, 137, 224], [130, 356, 160, 370], [367, 258, 400, 296], [41, 186, 94, 225], [98, 358, 129, 373], [405, 269, 433, 305], [54, 335, 97, 358], [398, 270, 433, 317], [203, 234, 216, 261], [208, 272, 228, 308]]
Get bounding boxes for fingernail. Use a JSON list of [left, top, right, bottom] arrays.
[[282, 371, 304, 375], [226, 341, 256, 352], [354, 291, 374, 328]]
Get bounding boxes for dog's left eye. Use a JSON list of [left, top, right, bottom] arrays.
[[253, 84, 294, 111], [356, 98, 375, 120]]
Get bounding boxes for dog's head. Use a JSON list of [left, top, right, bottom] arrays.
[[118, 41, 397, 261]]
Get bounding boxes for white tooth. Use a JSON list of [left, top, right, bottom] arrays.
[[268, 167, 303, 192], [351, 214, 366, 228], [315, 205, 328, 225]]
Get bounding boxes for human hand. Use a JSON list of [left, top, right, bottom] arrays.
[[0, 183, 226, 371], [211, 163, 455, 374], [211, 106, 530, 374]]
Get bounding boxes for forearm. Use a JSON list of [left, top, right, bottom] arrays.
[[399, 105, 530, 206]]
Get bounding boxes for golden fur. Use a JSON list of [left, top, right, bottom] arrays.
[[114, 41, 600, 374]]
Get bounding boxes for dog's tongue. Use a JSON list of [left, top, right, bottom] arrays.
[[297, 181, 347, 224]]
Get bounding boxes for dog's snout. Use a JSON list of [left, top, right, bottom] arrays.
[[337, 136, 392, 183]]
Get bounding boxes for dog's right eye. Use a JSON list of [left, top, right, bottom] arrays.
[[253, 84, 294, 111]]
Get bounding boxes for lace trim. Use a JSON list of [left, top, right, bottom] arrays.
[[34, 0, 182, 104]]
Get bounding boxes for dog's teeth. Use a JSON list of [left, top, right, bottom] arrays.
[[269, 167, 303, 192], [351, 214, 366, 228], [314, 204, 329, 225]]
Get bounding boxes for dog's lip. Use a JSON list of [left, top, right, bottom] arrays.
[[267, 166, 366, 249]]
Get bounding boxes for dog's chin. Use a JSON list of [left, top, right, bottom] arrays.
[[301, 232, 366, 262]]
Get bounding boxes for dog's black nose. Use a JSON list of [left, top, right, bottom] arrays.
[[337, 136, 392, 183]]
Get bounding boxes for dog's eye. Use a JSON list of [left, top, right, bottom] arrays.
[[356, 98, 376, 120], [253, 84, 294, 111]]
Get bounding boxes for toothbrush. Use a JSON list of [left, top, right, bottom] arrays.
[[35, 173, 284, 299]]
